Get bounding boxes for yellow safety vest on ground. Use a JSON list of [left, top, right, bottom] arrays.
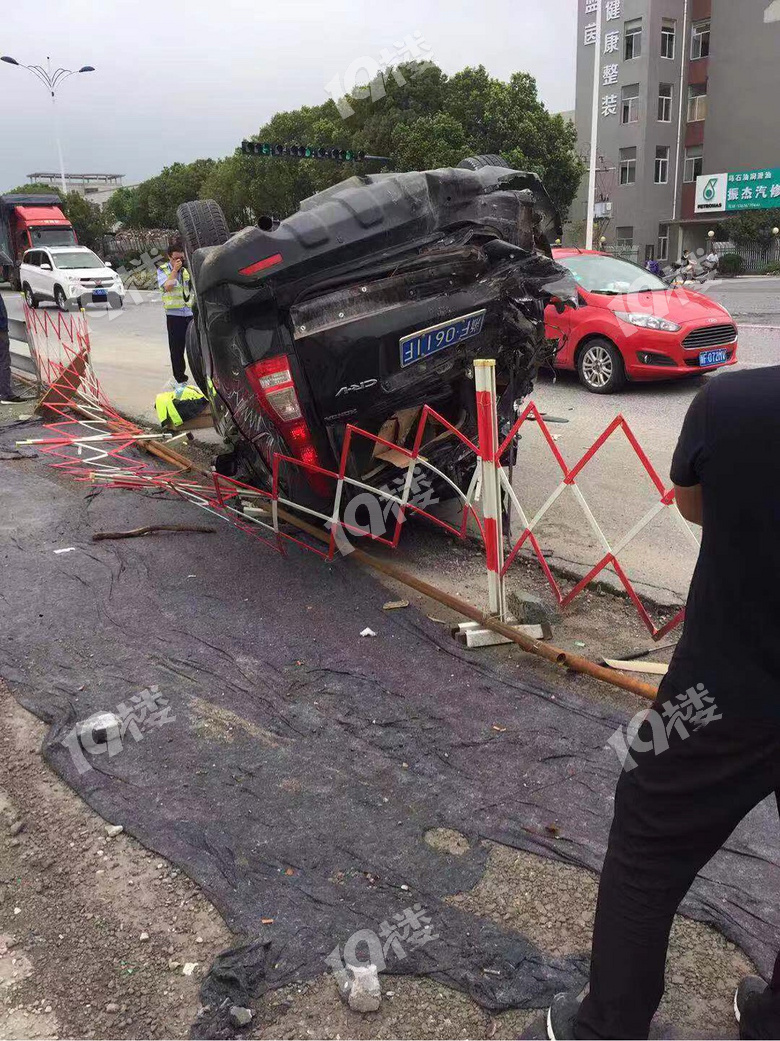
[[155, 387, 207, 428], [159, 263, 195, 312]]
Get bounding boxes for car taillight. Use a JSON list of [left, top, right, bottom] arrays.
[[246, 356, 302, 421], [245, 355, 329, 495]]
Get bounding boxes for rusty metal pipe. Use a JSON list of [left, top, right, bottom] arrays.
[[76, 410, 658, 703]]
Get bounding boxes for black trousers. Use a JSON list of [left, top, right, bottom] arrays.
[[166, 314, 191, 383], [0, 327, 12, 399], [576, 694, 780, 1040]]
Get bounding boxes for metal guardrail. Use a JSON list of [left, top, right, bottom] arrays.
[[9, 315, 38, 377]]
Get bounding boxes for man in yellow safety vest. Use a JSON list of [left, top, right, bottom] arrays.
[[157, 238, 194, 386]]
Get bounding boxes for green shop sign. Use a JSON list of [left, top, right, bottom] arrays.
[[696, 168, 780, 212]]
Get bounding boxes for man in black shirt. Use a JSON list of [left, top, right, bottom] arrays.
[[548, 368, 780, 1040]]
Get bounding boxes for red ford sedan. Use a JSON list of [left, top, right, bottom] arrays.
[[546, 249, 738, 393]]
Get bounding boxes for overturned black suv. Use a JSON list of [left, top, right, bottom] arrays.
[[178, 155, 575, 507]]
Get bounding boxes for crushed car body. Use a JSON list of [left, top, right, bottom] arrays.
[[179, 158, 577, 507]]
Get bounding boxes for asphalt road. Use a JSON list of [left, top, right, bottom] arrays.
[[511, 277, 780, 604], [6, 276, 779, 602], [5, 288, 171, 421]]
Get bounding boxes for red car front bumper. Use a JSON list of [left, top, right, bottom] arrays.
[[619, 324, 738, 381]]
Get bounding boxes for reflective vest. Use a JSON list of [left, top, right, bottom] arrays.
[[155, 386, 206, 428], [159, 262, 194, 312]]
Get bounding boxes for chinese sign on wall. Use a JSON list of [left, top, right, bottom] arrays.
[[583, 0, 623, 120], [695, 169, 780, 212]]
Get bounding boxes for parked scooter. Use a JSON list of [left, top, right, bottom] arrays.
[[661, 251, 719, 287]]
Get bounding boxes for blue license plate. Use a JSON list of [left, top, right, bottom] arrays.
[[93, 288, 107, 299], [699, 348, 728, 366], [400, 309, 487, 367]]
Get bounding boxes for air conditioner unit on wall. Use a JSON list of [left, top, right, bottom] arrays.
[[594, 201, 613, 218]]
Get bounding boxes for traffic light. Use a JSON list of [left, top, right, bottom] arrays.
[[241, 140, 369, 162]]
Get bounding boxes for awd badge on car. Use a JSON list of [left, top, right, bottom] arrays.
[[335, 379, 378, 397]]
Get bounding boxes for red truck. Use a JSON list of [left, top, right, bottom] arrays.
[[0, 194, 77, 289]]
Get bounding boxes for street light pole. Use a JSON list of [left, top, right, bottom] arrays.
[[1, 55, 95, 196]]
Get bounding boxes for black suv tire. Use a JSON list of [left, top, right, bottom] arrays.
[[457, 154, 510, 170], [177, 200, 230, 264], [185, 319, 208, 395]]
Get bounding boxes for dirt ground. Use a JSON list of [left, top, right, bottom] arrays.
[[0, 670, 753, 1041], [0, 398, 757, 1039]]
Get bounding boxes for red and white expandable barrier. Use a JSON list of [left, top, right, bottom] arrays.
[[474, 359, 506, 620], [21, 299, 697, 642]]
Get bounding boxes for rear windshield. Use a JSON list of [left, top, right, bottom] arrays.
[[558, 254, 667, 294], [30, 227, 77, 248], [52, 251, 105, 270]]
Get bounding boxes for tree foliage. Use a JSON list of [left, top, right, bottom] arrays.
[[5, 182, 65, 198], [62, 192, 110, 250], [714, 208, 780, 247], [104, 63, 584, 232], [105, 159, 217, 229]]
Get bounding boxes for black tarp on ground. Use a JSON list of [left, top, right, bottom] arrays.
[[2, 442, 780, 1037]]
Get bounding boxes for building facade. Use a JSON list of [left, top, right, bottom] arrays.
[[26, 172, 127, 209], [569, 0, 780, 263]]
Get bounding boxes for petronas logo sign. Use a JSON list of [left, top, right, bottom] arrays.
[[695, 172, 728, 213]]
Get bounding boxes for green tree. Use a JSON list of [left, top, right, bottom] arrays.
[[62, 192, 109, 251], [106, 63, 585, 231], [4, 182, 65, 198], [715, 208, 780, 247], [105, 159, 216, 229], [104, 185, 141, 227], [391, 112, 469, 170]]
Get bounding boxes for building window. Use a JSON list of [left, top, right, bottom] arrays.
[[691, 20, 711, 59], [621, 84, 640, 124], [658, 83, 673, 122], [625, 19, 642, 59], [616, 226, 635, 249], [619, 148, 637, 185], [688, 83, 708, 122], [683, 145, 704, 182], [661, 19, 676, 59], [654, 146, 670, 184], [658, 224, 670, 260]]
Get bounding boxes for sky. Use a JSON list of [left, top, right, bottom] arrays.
[[0, 0, 577, 192]]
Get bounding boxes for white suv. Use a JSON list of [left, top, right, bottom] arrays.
[[20, 246, 125, 311]]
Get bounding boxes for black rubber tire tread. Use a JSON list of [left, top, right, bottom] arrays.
[[185, 319, 208, 395], [457, 154, 511, 171], [177, 200, 230, 263]]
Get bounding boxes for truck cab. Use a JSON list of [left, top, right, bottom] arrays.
[[0, 194, 77, 289]]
